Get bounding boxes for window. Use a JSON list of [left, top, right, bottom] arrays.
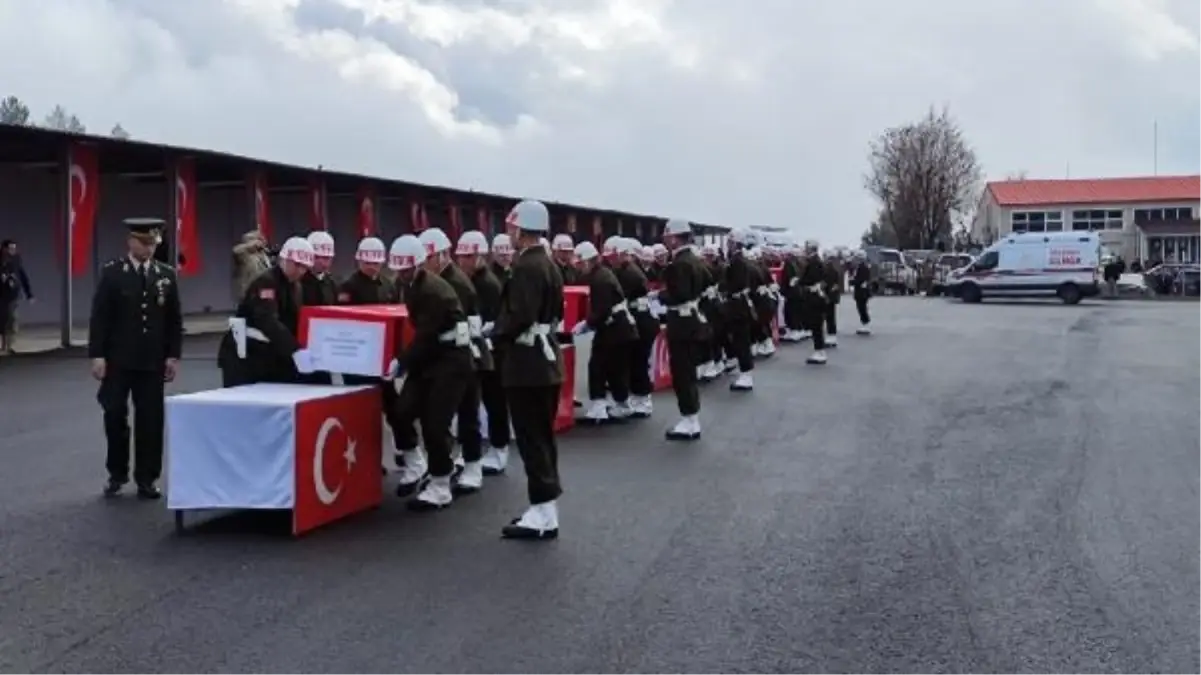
[[973, 251, 999, 270], [1071, 208, 1123, 231], [1011, 210, 1062, 233], [1136, 207, 1193, 222]]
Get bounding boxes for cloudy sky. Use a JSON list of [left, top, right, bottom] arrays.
[[0, 0, 1197, 245]]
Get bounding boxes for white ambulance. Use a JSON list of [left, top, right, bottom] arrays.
[[947, 231, 1102, 304]]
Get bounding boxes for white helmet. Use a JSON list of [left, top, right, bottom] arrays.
[[614, 237, 639, 255], [388, 235, 426, 271], [307, 231, 335, 257], [456, 230, 489, 256], [418, 227, 452, 256], [602, 236, 621, 257], [574, 241, 599, 262], [506, 199, 550, 233], [651, 243, 668, 259], [702, 243, 719, 257], [355, 236, 386, 263], [552, 233, 574, 251], [637, 244, 655, 262], [492, 233, 514, 256], [279, 237, 315, 267], [664, 218, 692, 237]]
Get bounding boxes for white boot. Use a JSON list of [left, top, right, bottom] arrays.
[[609, 400, 633, 419], [665, 416, 701, 441], [724, 358, 738, 373], [761, 340, 776, 356], [395, 449, 428, 496], [687, 415, 702, 437], [481, 445, 509, 475], [807, 350, 828, 365], [454, 460, 484, 494], [585, 399, 610, 423], [502, 500, 560, 540], [856, 325, 872, 335], [695, 363, 707, 380], [799, 330, 812, 340], [826, 334, 838, 348], [451, 445, 466, 476], [630, 395, 653, 418], [409, 474, 453, 510], [730, 372, 753, 391]]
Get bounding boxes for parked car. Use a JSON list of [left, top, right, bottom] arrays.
[[1145, 263, 1201, 296], [874, 248, 918, 295], [928, 253, 974, 296]]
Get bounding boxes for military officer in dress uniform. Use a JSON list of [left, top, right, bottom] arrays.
[[571, 241, 637, 423], [797, 240, 829, 365], [850, 250, 873, 335], [387, 235, 474, 510], [455, 230, 510, 475], [612, 237, 658, 418], [551, 234, 579, 285], [89, 219, 184, 499], [218, 237, 321, 387], [491, 199, 564, 540], [659, 219, 710, 440], [721, 230, 757, 392]]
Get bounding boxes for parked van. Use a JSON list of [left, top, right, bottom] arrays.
[[946, 232, 1101, 304]]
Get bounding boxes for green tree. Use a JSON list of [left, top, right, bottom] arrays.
[[110, 123, 130, 139], [0, 95, 31, 125]]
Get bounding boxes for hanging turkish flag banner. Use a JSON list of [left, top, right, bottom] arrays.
[[592, 215, 603, 245], [635, 220, 644, 240], [566, 213, 577, 235], [309, 178, 326, 231], [252, 171, 271, 241], [175, 157, 201, 277], [356, 185, 376, 238], [447, 200, 462, 241], [476, 205, 489, 235], [409, 199, 428, 233], [66, 142, 99, 278]]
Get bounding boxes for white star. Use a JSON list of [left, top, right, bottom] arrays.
[[343, 439, 357, 470]]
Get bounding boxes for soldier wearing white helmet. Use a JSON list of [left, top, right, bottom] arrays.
[[648, 243, 669, 281], [386, 234, 476, 511], [494, 199, 564, 540], [721, 228, 758, 391], [454, 230, 512, 474], [849, 249, 873, 335], [779, 240, 807, 342], [798, 239, 830, 364], [490, 233, 515, 282], [696, 242, 725, 382], [745, 246, 777, 359], [571, 241, 639, 423], [659, 218, 710, 441], [610, 237, 660, 417], [820, 249, 844, 348], [551, 233, 580, 284], [302, 231, 339, 307], [218, 236, 320, 389]]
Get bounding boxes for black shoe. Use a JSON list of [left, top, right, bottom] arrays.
[[136, 483, 162, 500], [103, 478, 127, 498]]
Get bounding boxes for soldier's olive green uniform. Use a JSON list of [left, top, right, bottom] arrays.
[[298, 271, 338, 384], [700, 258, 725, 368], [557, 261, 580, 286], [583, 263, 637, 403], [748, 260, 773, 345], [471, 265, 510, 450], [614, 260, 658, 398], [89, 257, 183, 490], [659, 246, 709, 415], [722, 253, 756, 373], [393, 269, 474, 479], [493, 245, 564, 505], [780, 254, 804, 333], [850, 261, 872, 327], [822, 260, 843, 338], [798, 256, 828, 350], [218, 266, 304, 387], [441, 263, 492, 465]]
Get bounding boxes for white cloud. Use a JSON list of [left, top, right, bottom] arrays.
[[0, 0, 1196, 245]]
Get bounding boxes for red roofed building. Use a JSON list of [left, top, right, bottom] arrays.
[[971, 175, 1200, 263]]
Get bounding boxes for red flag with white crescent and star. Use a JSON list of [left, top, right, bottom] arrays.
[[175, 157, 202, 277], [356, 185, 376, 238], [65, 142, 99, 277]]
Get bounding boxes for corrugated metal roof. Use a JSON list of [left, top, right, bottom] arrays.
[[987, 175, 1200, 207]]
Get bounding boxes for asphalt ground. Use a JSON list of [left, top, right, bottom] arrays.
[[0, 298, 1197, 674]]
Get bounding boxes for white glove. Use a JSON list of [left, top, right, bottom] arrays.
[[572, 321, 591, 336], [481, 321, 494, 337], [292, 348, 317, 374], [556, 320, 566, 333], [383, 358, 400, 381]]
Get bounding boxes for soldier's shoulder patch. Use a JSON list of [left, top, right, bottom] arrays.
[[258, 287, 276, 300], [103, 258, 121, 269], [337, 292, 351, 302]]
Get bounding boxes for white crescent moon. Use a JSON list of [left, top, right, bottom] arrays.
[[176, 174, 188, 236], [313, 417, 344, 506], [69, 162, 86, 230]]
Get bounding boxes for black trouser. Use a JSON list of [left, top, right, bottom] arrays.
[[507, 384, 562, 504], [706, 313, 725, 364], [784, 294, 802, 331], [394, 372, 467, 478], [668, 339, 701, 415], [727, 319, 754, 373], [801, 293, 826, 350], [97, 367, 165, 485], [854, 292, 870, 325], [479, 368, 510, 447], [589, 338, 631, 402], [824, 297, 839, 336], [629, 328, 656, 397], [456, 376, 483, 462]]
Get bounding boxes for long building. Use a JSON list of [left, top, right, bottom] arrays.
[[0, 124, 728, 340]]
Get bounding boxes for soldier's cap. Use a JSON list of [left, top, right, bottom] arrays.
[[125, 218, 165, 241]]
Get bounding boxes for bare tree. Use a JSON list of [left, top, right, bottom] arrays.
[[111, 123, 130, 139], [0, 95, 31, 125], [862, 106, 982, 250], [860, 211, 898, 248]]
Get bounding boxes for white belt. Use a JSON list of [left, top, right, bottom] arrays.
[[789, 277, 800, 287], [438, 321, 476, 356], [732, 288, 755, 310], [517, 322, 556, 362], [228, 317, 269, 359], [632, 297, 651, 312], [468, 314, 492, 351], [806, 283, 823, 293], [607, 300, 634, 326], [702, 285, 720, 301], [667, 299, 708, 324]]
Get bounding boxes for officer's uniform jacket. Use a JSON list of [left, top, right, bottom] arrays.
[[749, 260, 776, 317], [780, 256, 804, 299], [823, 260, 843, 304], [658, 246, 709, 342], [490, 261, 511, 288], [441, 263, 494, 371], [798, 256, 827, 304], [557, 261, 580, 286], [301, 271, 338, 306], [402, 269, 474, 380], [584, 264, 637, 345], [493, 245, 564, 388], [722, 254, 756, 323], [88, 257, 183, 371], [217, 266, 303, 374], [337, 270, 396, 305], [614, 261, 659, 342], [850, 262, 872, 300]]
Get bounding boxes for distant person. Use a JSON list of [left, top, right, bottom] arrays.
[[231, 230, 272, 303], [1103, 257, 1122, 298], [0, 239, 34, 355]]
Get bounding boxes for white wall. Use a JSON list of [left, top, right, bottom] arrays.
[[981, 199, 1198, 259]]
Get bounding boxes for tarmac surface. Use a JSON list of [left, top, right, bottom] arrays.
[[0, 298, 1197, 673]]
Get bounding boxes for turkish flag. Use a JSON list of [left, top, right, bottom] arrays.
[[309, 179, 326, 231], [292, 386, 383, 535], [650, 329, 672, 391], [175, 157, 201, 277], [476, 206, 489, 235], [447, 200, 462, 241], [409, 199, 427, 233], [592, 215, 603, 245], [66, 142, 99, 277], [356, 185, 376, 238], [252, 171, 271, 241]]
